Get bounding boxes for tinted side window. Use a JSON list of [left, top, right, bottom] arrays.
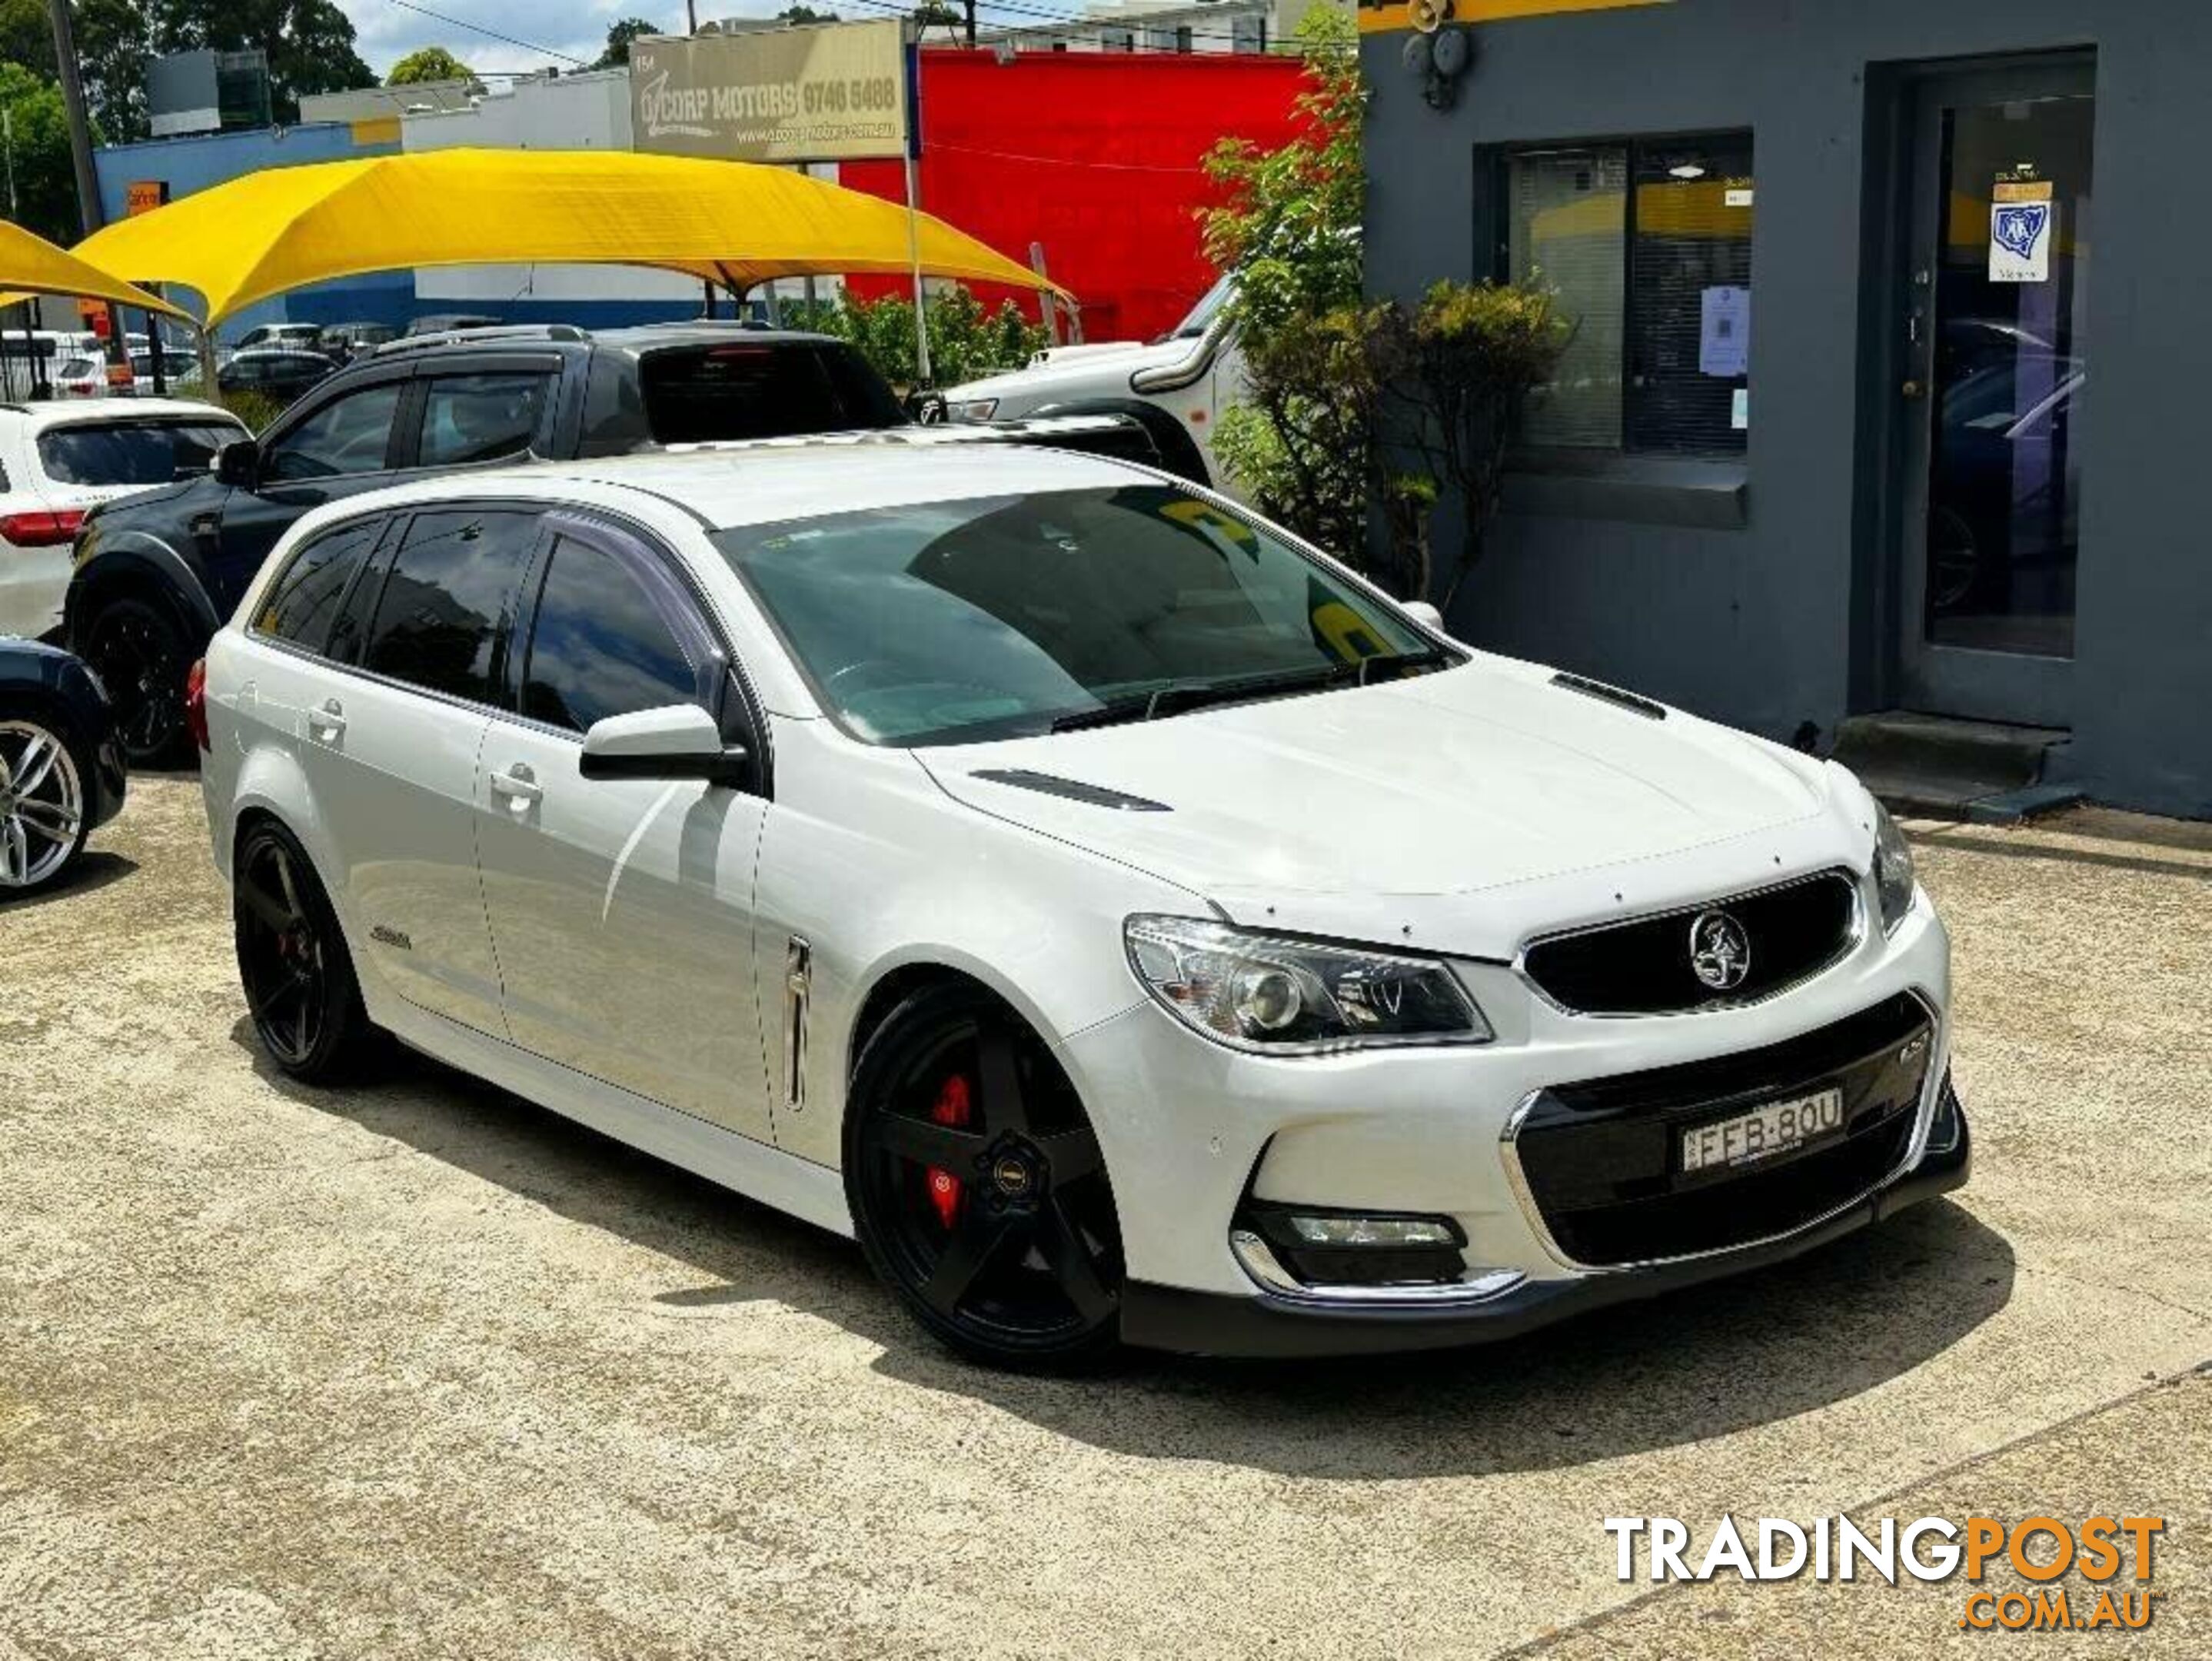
[[254, 519, 381, 651], [359, 510, 540, 703], [637, 344, 904, 444], [264, 382, 403, 482], [417, 372, 552, 467], [521, 537, 702, 733]]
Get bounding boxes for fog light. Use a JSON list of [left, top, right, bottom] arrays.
[[1286, 1213, 1458, 1248]]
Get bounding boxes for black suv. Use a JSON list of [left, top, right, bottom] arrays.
[[66, 325, 1159, 762]]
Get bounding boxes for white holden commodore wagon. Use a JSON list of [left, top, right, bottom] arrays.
[[193, 444, 1968, 1367]]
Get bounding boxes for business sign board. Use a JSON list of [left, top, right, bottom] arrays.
[[630, 21, 909, 164]]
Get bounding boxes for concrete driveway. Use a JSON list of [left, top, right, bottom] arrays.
[[2, 780, 2206, 1659]]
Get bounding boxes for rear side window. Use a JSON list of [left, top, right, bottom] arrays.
[[38, 419, 243, 486], [638, 343, 906, 444], [358, 509, 540, 704], [417, 371, 552, 467], [254, 519, 381, 651], [264, 382, 403, 482], [521, 535, 703, 732]]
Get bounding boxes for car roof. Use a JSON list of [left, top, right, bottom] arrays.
[[587, 325, 845, 355], [2, 398, 239, 430], [342, 441, 1165, 531]]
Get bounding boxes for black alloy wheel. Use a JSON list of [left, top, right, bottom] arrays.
[[847, 984, 1123, 1369], [234, 821, 374, 1083], [82, 594, 192, 768]]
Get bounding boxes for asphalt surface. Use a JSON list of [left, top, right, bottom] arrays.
[[2, 780, 2207, 1659]]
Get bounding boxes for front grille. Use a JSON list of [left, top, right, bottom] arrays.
[[1521, 870, 1860, 1016], [1508, 993, 1933, 1267]]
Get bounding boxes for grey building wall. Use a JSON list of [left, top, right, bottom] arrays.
[[1362, 0, 2212, 819]]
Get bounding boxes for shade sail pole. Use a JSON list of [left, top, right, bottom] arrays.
[[901, 35, 930, 388]]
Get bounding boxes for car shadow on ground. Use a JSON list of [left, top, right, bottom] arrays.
[[0, 850, 139, 910], [231, 1017, 2016, 1483]]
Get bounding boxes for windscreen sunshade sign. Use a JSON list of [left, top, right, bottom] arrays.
[[630, 20, 908, 163]]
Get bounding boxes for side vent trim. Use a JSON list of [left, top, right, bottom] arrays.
[[1551, 671, 1667, 721], [783, 937, 811, 1114], [971, 768, 1172, 812]]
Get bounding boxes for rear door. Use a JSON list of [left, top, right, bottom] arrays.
[[284, 506, 542, 1037], [474, 517, 773, 1141]]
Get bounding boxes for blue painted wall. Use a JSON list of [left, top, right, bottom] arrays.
[[93, 123, 414, 345]]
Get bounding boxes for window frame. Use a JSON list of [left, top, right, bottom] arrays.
[[407, 365, 561, 472], [1493, 128, 1755, 461], [258, 368, 416, 483], [241, 498, 773, 797]]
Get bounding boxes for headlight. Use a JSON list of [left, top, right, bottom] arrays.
[[948, 397, 998, 423], [1125, 915, 1492, 1054], [1873, 801, 1918, 934]]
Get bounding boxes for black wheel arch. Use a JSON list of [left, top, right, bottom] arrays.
[[65, 538, 222, 654]]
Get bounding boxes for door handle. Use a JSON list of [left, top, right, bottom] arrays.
[[490, 763, 541, 812], [308, 698, 345, 741]]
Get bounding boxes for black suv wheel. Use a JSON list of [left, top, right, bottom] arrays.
[[80, 591, 194, 768]]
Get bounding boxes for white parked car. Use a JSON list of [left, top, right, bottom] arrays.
[[192, 445, 1967, 1366], [939, 275, 1245, 494], [0, 400, 247, 641]]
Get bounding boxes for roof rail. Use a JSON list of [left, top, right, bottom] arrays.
[[373, 324, 590, 358]]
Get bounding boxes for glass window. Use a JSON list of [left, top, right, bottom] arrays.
[[1100, 26, 1134, 50], [417, 372, 551, 467], [637, 343, 905, 445], [521, 538, 703, 734], [1232, 14, 1266, 52], [713, 484, 1439, 747], [264, 383, 404, 482], [358, 510, 538, 703], [254, 520, 381, 651], [38, 418, 244, 487], [1507, 132, 1754, 454]]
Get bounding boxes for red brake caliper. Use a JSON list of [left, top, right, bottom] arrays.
[[926, 1073, 972, 1230]]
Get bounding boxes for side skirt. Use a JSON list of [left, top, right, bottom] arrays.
[[374, 993, 857, 1240]]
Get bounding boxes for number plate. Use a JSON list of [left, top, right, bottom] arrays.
[[1681, 1087, 1845, 1174]]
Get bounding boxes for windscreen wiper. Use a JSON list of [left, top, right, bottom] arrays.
[[1048, 649, 1452, 734]]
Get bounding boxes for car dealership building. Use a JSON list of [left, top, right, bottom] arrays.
[[1362, 0, 2211, 818]]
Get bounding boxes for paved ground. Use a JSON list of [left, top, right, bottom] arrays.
[[2, 779, 2207, 1660]]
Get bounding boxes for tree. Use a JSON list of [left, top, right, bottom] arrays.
[[591, 17, 660, 69], [75, 0, 157, 144], [0, 0, 57, 79], [386, 45, 472, 85], [776, 4, 837, 20], [0, 62, 81, 243], [911, 0, 960, 36], [1198, 9, 1369, 561]]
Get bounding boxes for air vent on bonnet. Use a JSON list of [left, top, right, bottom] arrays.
[[1551, 671, 1667, 720], [970, 769, 1171, 812]]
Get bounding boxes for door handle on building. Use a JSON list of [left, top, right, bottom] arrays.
[[490, 763, 541, 811]]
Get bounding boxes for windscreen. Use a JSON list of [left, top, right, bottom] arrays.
[[640, 342, 906, 444], [38, 418, 244, 486], [713, 484, 1435, 747]]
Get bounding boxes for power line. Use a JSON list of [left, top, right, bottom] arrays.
[[382, 0, 592, 66]]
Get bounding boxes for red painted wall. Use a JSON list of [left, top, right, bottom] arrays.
[[839, 48, 1303, 345]]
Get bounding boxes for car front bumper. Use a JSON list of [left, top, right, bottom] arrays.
[[1056, 884, 1961, 1358]]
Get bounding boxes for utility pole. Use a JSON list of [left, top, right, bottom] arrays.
[[45, 0, 135, 389], [963, 0, 976, 48]]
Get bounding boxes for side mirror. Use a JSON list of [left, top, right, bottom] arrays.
[[1402, 600, 1446, 631], [579, 702, 750, 787], [214, 438, 258, 488]]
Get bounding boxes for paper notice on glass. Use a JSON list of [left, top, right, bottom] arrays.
[[1700, 285, 1751, 378], [1990, 180, 2056, 283]]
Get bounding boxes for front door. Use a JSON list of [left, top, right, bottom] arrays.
[[474, 518, 774, 1145], [1897, 59, 2094, 729]]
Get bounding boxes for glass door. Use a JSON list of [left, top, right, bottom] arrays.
[[1897, 60, 2094, 728]]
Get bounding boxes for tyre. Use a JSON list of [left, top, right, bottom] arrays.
[[233, 819, 377, 1084], [845, 983, 1124, 1369], [81, 592, 195, 768], [0, 704, 93, 897]]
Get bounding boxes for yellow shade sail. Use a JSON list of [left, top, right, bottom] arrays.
[[0, 218, 191, 319], [71, 148, 1070, 328]]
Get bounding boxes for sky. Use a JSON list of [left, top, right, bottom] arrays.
[[340, 0, 794, 80]]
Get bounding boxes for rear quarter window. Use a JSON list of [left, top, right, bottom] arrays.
[[638, 342, 906, 444], [253, 519, 383, 651]]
